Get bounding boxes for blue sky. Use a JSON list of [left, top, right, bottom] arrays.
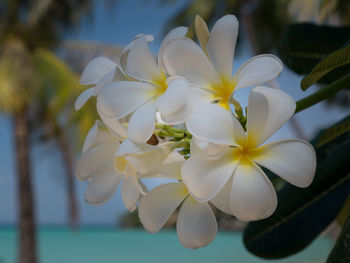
[[0, 0, 348, 226]]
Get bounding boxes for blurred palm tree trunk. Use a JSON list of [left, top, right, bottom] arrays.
[[14, 109, 37, 263], [57, 129, 78, 228]]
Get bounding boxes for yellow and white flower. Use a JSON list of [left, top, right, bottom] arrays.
[[181, 86, 317, 221], [97, 27, 191, 144], [76, 120, 171, 211], [161, 15, 283, 110], [138, 158, 217, 249]]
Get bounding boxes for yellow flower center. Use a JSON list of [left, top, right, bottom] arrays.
[[209, 76, 237, 109], [232, 143, 264, 165], [151, 72, 168, 98], [114, 156, 127, 173]]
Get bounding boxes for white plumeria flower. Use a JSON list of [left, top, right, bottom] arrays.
[[75, 57, 127, 110], [97, 27, 192, 144], [138, 158, 217, 249], [161, 14, 283, 111], [76, 121, 171, 211], [181, 86, 317, 221]]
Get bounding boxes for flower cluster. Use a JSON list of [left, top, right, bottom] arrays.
[[75, 15, 317, 249]]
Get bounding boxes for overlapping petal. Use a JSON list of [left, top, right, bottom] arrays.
[[161, 38, 220, 88], [76, 141, 120, 181], [247, 86, 296, 147], [97, 110, 127, 139], [84, 168, 122, 205], [126, 100, 157, 143], [139, 182, 187, 233], [75, 88, 94, 111], [158, 26, 188, 67], [82, 121, 116, 153], [119, 34, 154, 72], [186, 103, 245, 146], [192, 137, 226, 158], [142, 152, 184, 180], [210, 177, 233, 215], [97, 81, 155, 119], [253, 139, 316, 187], [177, 196, 217, 249], [121, 172, 142, 212], [182, 147, 238, 201], [126, 36, 163, 82], [157, 77, 189, 116], [80, 56, 116, 85], [230, 161, 277, 221], [233, 55, 283, 89], [125, 144, 171, 174], [206, 14, 238, 78]]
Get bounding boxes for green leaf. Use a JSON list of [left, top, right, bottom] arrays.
[[278, 23, 350, 75], [326, 212, 350, 263], [301, 42, 350, 90], [337, 195, 350, 227], [317, 117, 350, 147], [243, 115, 350, 259]]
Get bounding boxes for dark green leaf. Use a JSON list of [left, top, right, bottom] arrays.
[[278, 23, 350, 75], [243, 115, 350, 259], [327, 212, 350, 263], [301, 42, 350, 90]]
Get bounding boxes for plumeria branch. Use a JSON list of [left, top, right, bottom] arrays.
[[295, 73, 350, 114]]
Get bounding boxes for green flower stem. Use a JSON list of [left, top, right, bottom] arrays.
[[295, 73, 350, 114], [169, 140, 188, 150]]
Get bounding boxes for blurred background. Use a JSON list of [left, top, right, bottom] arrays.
[[0, 0, 349, 262]]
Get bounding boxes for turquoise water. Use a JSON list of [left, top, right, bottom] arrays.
[[0, 227, 332, 263]]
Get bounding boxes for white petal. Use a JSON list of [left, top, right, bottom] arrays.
[[195, 15, 209, 50], [186, 103, 245, 146], [84, 168, 121, 205], [125, 145, 171, 174], [82, 121, 117, 153], [126, 36, 162, 82], [157, 77, 189, 116], [139, 182, 187, 233], [82, 121, 99, 153], [93, 68, 127, 96], [74, 88, 94, 110], [206, 15, 238, 78], [97, 109, 127, 139], [121, 173, 142, 211], [115, 139, 142, 157], [142, 152, 184, 180], [246, 86, 296, 147], [177, 196, 217, 249], [193, 137, 226, 159], [230, 161, 277, 221], [127, 101, 157, 143], [119, 34, 153, 73], [253, 139, 316, 187], [76, 141, 119, 181], [159, 26, 188, 67], [97, 81, 155, 119], [120, 34, 154, 73], [160, 103, 190, 125], [210, 177, 233, 215], [182, 147, 238, 201], [233, 55, 283, 89], [161, 38, 220, 88], [185, 87, 213, 112], [80, 57, 116, 85]]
